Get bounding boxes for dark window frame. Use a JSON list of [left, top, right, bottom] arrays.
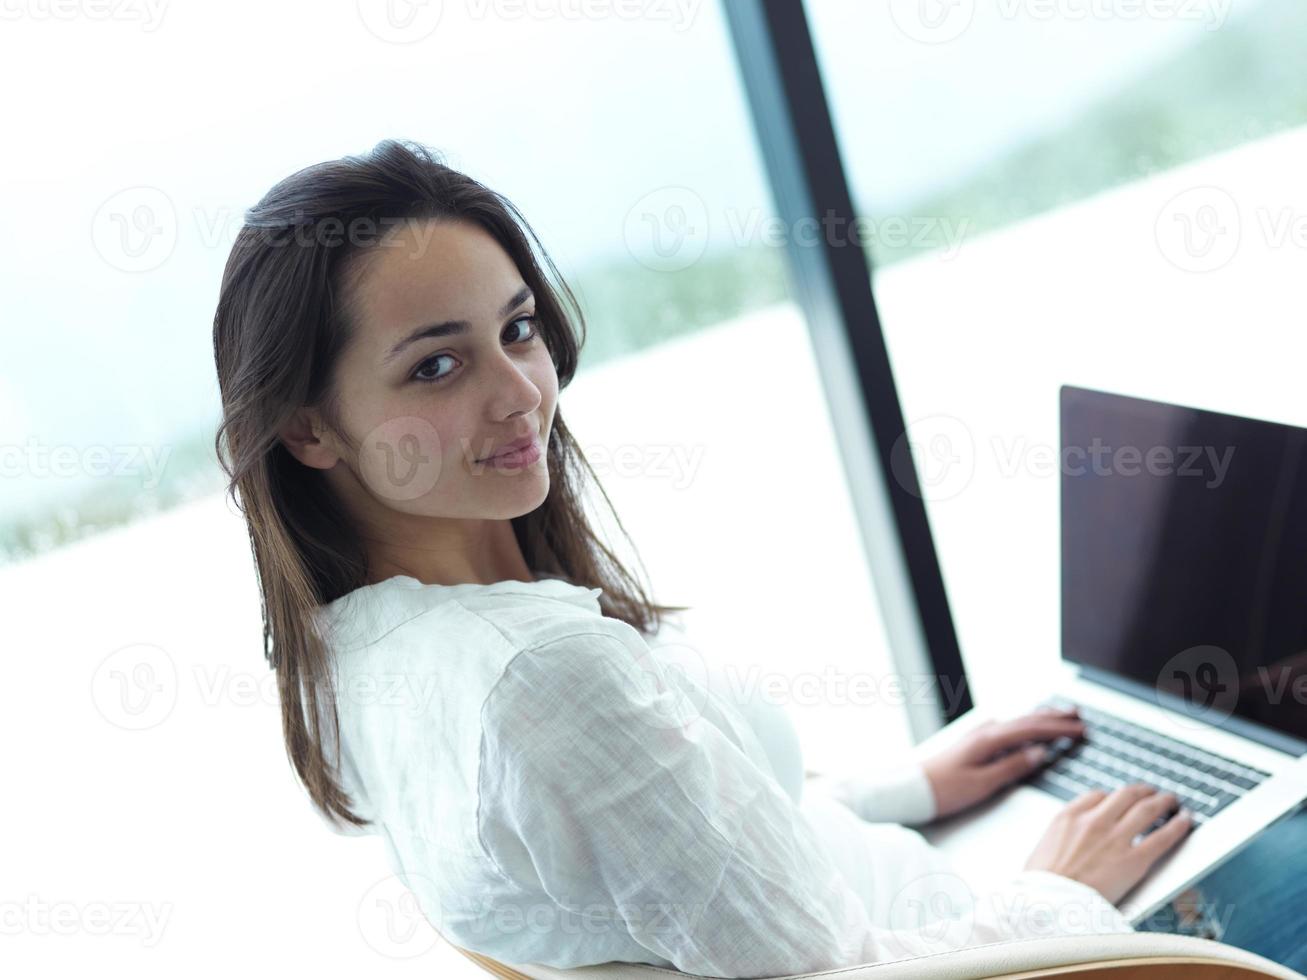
[[722, 0, 973, 736]]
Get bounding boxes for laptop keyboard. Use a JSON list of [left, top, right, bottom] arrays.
[[1025, 698, 1272, 833]]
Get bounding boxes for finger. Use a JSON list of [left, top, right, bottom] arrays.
[[1123, 790, 1180, 835], [987, 742, 1050, 785], [1134, 807, 1194, 862], [982, 742, 1040, 783], [1034, 705, 1080, 718], [1067, 789, 1108, 812], [992, 714, 1087, 740], [1093, 782, 1163, 822], [972, 717, 1086, 757]]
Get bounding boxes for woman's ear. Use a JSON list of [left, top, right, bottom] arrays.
[[278, 407, 341, 470]]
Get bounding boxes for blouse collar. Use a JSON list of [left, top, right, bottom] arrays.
[[380, 571, 603, 610], [313, 569, 605, 644]]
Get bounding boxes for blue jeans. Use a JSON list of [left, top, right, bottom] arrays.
[[1134, 802, 1307, 971]]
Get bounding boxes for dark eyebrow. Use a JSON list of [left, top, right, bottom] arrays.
[[382, 285, 534, 365]]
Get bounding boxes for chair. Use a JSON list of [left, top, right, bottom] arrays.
[[451, 932, 1307, 980]]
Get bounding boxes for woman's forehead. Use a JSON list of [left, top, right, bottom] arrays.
[[352, 222, 521, 343]]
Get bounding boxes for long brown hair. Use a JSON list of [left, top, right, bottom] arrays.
[[212, 138, 690, 831]]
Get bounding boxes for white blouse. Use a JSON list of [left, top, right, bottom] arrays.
[[311, 573, 1134, 979]]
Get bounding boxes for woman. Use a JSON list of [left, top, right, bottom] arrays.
[[211, 139, 1306, 977]]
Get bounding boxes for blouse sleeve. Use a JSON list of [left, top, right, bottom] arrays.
[[804, 759, 939, 826], [478, 624, 1134, 979]]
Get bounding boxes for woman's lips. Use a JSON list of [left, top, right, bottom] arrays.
[[479, 435, 541, 468]]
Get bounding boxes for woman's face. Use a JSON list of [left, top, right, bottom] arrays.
[[314, 218, 558, 531]]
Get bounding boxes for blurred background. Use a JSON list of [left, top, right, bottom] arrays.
[[3, 0, 1305, 973]]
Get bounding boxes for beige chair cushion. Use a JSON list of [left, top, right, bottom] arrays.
[[454, 932, 1306, 980]]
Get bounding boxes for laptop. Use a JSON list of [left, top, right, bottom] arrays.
[[920, 384, 1307, 925]]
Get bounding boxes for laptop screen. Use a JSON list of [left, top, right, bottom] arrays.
[[1061, 385, 1307, 747]]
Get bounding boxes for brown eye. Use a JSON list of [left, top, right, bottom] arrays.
[[412, 353, 456, 384], [410, 316, 540, 385], [506, 315, 541, 344]]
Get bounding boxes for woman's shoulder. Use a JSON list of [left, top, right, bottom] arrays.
[[315, 574, 605, 657], [479, 615, 690, 753], [317, 576, 631, 741]]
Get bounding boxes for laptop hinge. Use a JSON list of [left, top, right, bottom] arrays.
[[1075, 663, 1307, 757]]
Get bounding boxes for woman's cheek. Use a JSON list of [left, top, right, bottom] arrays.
[[355, 414, 450, 502]]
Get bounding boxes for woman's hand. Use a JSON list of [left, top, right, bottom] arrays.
[[921, 706, 1086, 821], [1024, 783, 1192, 905]]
